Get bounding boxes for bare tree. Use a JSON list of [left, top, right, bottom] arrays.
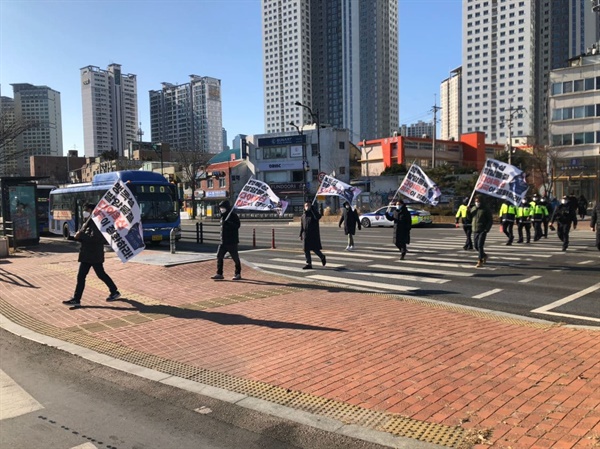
[[0, 113, 44, 165], [172, 149, 213, 219], [523, 144, 562, 197]]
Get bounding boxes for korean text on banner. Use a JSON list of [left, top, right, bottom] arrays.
[[233, 178, 288, 217], [474, 158, 529, 206], [398, 164, 442, 206], [92, 180, 145, 262], [316, 175, 362, 205]]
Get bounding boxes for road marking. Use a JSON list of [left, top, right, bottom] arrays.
[[324, 250, 397, 259], [71, 444, 99, 449], [531, 282, 600, 315], [577, 260, 594, 265], [0, 369, 44, 420], [270, 258, 344, 268], [519, 275, 542, 283], [369, 264, 474, 277], [404, 259, 496, 270], [472, 288, 503, 299], [253, 263, 308, 273], [343, 269, 450, 284], [307, 275, 418, 292]]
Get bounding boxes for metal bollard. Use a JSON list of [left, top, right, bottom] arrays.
[[253, 228, 256, 248], [170, 227, 177, 254], [271, 228, 276, 249]]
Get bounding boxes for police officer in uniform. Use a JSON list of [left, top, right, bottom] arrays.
[[531, 195, 548, 241], [455, 197, 473, 250], [516, 197, 532, 244], [499, 200, 517, 245], [550, 196, 578, 251]]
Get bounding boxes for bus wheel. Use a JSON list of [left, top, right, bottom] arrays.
[[62, 224, 72, 240]]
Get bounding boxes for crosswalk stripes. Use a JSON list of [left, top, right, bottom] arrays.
[[0, 369, 43, 420], [306, 274, 418, 292]]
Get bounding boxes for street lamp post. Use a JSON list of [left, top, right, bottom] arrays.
[[294, 101, 320, 173], [290, 121, 307, 204], [152, 143, 163, 176]]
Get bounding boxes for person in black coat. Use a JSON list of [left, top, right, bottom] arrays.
[[63, 203, 120, 308], [590, 201, 600, 251], [338, 201, 361, 250], [384, 199, 412, 260], [577, 195, 588, 220], [550, 196, 578, 251], [212, 200, 242, 280], [300, 202, 326, 269]]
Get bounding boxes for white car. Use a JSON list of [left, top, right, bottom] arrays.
[[359, 206, 433, 228]]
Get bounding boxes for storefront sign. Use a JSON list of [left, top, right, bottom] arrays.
[[270, 182, 304, 191], [205, 190, 227, 198], [257, 161, 304, 171], [258, 135, 305, 147]]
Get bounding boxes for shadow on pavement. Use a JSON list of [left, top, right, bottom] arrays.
[[89, 298, 346, 332], [0, 267, 39, 288]]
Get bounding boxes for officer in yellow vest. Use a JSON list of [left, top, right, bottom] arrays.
[[455, 197, 473, 250], [516, 197, 532, 244], [499, 200, 517, 245], [532, 195, 549, 241]]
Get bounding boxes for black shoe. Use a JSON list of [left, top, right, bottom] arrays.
[[232, 274, 242, 281], [106, 291, 121, 302], [302, 264, 313, 270], [211, 274, 224, 280], [463, 245, 468, 250], [516, 240, 523, 244], [63, 298, 81, 308], [400, 252, 406, 260], [321, 255, 326, 266]]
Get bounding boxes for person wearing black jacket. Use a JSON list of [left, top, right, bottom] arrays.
[[470, 195, 493, 268], [211, 200, 242, 280], [591, 200, 600, 251], [550, 196, 578, 251], [63, 203, 120, 308], [300, 202, 326, 269], [338, 201, 361, 250], [384, 199, 412, 260]]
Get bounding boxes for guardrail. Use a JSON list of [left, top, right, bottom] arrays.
[[179, 222, 278, 249]]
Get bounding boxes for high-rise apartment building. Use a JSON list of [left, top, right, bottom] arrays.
[[400, 120, 435, 138], [149, 75, 223, 154], [462, 0, 599, 146], [440, 67, 463, 141], [80, 64, 138, 158], [262, 0, 398, 142], [9, 83, 63, 176], [0, 95, 17, 176]]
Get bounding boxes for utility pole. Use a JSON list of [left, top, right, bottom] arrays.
[[504, 99, 525, 165], [431, 102, 442, 168]]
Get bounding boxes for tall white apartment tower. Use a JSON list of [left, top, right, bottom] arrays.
[[149, 75, 223, 153], [262, 0, 312, 134], [462, 0, 536, 144], [10, 83, 63, 176], [262, 0, 399, 141], [440, 67, 463, 141], [80, 64, 138, 158]]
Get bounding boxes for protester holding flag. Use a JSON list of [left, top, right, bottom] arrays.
[[338, 201, 361, 250], [471, 195, 493, 268], [300, 202, 326, 269], [211, 200, 242, 280], [384, 199, 412, 260], [63, 203, 120, 308]]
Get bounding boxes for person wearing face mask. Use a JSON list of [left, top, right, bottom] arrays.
[[516, 197, 532, 243], [63, 203, 120, 308], [499, 200, 517, 245], [338, 201, 361, 250], [384, 199, 412, 260], [470, 195, 493, 268], [300, 201, 326, 269], [211, 200, 242, 280], [550, 196, 578, 251], [455, 197, 473, 250]]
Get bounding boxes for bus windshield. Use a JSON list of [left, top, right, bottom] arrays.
[[129, 184, 178, 223]]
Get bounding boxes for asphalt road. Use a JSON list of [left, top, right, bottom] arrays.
[[180, 220, 600, 327], [0, 328, 397, 449]]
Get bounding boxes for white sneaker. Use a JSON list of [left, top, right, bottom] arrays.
[[345, 246, 351, 251], [350, 245, 355, 250]]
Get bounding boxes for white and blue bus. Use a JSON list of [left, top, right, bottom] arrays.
[[49, 171, 180, 244]]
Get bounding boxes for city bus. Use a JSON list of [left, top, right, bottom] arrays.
[[49, 171, 180, 244], [36, 184, 56, 235]]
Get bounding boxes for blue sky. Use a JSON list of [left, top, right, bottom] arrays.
[[0, 0, 462, 156]]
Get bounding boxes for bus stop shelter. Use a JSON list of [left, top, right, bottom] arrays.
[[0, 176, 48, 248]]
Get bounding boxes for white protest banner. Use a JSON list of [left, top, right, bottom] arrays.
[[233, 178, 289, 217], [397, 164, 442, 206], [315, 175, 362, 205], [474, 158, 529, 206], [92, 180, 145, 262]]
